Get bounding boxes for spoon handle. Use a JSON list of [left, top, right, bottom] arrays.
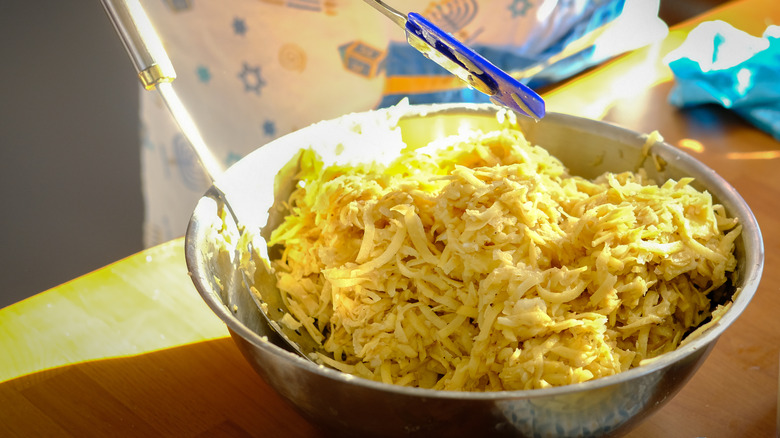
[[362, 0, 545, 120], [405, 12, 545, 120], [100, 0, 176, 90], [362, 0, 407, 28]]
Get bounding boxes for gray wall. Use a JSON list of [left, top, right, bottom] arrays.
[[0, 1, 143, 308]]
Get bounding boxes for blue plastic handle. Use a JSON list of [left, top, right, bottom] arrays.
[[405, 12, 545, 120]]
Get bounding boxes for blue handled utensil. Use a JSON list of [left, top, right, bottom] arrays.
[[364, 0, 545, 120]]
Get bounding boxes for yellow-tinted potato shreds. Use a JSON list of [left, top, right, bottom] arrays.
[[266, 129, 740, 391]]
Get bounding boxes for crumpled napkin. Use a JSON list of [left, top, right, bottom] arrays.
[[665, 21, 780, 141]]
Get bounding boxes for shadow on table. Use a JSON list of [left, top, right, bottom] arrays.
[[0, 338, 325, 438]]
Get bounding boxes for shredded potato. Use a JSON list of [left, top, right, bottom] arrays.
[[265, 128, 740, 391]]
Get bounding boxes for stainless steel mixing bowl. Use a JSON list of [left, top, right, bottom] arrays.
[[184, 103, 763, 437]]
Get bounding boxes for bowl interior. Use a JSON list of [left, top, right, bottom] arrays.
[[185, 103, 763, 399]]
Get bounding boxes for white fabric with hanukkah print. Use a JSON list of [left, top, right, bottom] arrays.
[[139, 0, 665, 247]]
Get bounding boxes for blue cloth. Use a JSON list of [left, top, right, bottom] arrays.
[[666, 21, 780, 141]]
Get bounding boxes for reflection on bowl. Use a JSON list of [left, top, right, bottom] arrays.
[[185, 103, 763, 438]]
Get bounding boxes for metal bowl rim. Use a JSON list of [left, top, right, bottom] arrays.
[[185, 103, 764, 401]]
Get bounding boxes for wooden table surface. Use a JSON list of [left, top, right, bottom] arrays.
[[2, 0, 779, 436]]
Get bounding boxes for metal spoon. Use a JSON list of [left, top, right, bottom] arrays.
[[101, 0, 326, 363], [363, 0, 545, 120]]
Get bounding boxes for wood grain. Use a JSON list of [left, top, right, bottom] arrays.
[[0, 337, 325, 438]]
